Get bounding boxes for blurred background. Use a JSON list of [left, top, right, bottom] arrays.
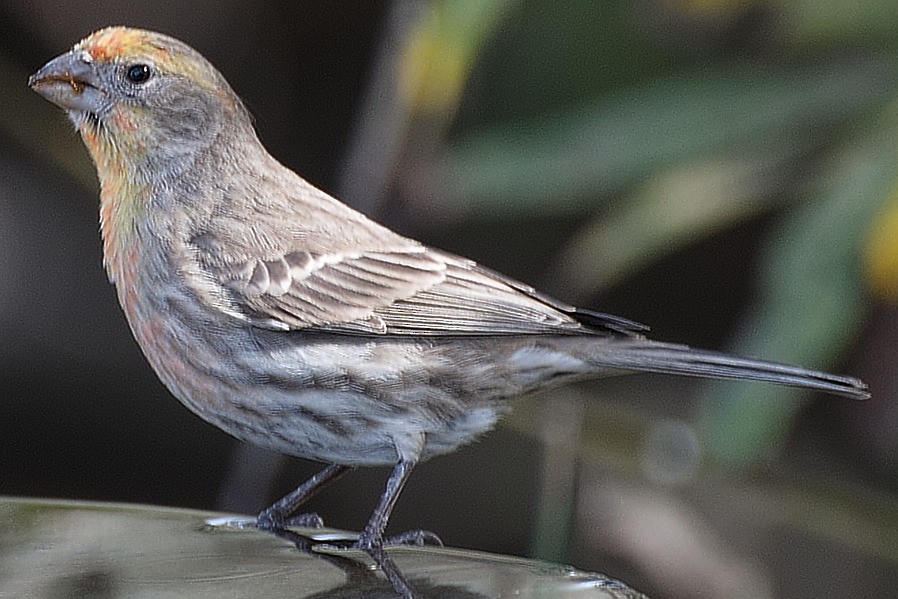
[[1, 1, 897, 598]]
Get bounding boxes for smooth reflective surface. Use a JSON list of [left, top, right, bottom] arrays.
[[0, 497, 648, 598]]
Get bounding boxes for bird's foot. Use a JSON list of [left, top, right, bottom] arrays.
[[256, 508, 324, 531], [354, 529, 443, 550]]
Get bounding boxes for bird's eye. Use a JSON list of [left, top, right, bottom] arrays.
[[125, 64, 152, 84]]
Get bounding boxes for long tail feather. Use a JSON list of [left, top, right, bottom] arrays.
[[583, 339, 869, 400]]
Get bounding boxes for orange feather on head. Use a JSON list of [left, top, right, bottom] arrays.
[[79, 27, 152, 61]]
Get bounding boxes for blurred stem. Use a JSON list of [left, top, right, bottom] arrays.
[[339, 0, 517, 217], [530, 390, 585, 562], [336, 0, 430, 216]]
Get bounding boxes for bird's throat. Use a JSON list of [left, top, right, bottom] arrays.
[[82, 121, 149, 285], [98, 185, 145, 284]]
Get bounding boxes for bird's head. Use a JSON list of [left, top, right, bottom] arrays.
[[29, 26, 251, 181]]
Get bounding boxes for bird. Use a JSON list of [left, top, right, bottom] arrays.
[[29, 26, 869, 549]]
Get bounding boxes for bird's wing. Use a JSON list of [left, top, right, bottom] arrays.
[[187, 174, 646, 337], [200, 243, 644, 337]]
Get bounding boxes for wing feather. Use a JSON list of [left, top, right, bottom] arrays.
[[200, 239, 616, 336], [189, 193, 646, 337]]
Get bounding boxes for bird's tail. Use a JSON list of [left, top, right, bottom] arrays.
[[577, 338, 869, 400]]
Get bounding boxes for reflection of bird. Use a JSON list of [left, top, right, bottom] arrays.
[[30, 27, 868, 549]]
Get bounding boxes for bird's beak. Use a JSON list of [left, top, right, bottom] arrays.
[[29, 50, 107, 115]]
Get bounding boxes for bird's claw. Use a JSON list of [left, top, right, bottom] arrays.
[[354, 529, 443, 550], [256, 510, 324, 531], [286, 513, 325, 529], [385, 529, 443, 547]]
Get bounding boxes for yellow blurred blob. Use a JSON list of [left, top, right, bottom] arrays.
[[865, 184, 898, 299], [397, 0, 513, 116], [398, 20, 468, 115]]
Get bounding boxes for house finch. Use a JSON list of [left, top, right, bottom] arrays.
[[29, 27, 868, 549]]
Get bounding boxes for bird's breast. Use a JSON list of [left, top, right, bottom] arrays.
[[106, 246, 519, 465]]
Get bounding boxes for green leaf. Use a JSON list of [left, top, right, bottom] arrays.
[[698, 118, 897, 467], [445, 57, 898, 218], [552, 150, 799, 295]]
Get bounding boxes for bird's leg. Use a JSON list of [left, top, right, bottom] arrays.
[[355, 459, 441, 549], [355, 459, 414, 549], [257, 463, 352, 530]]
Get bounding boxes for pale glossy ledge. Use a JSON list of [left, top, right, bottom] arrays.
[[0, 497, 649, 599]]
